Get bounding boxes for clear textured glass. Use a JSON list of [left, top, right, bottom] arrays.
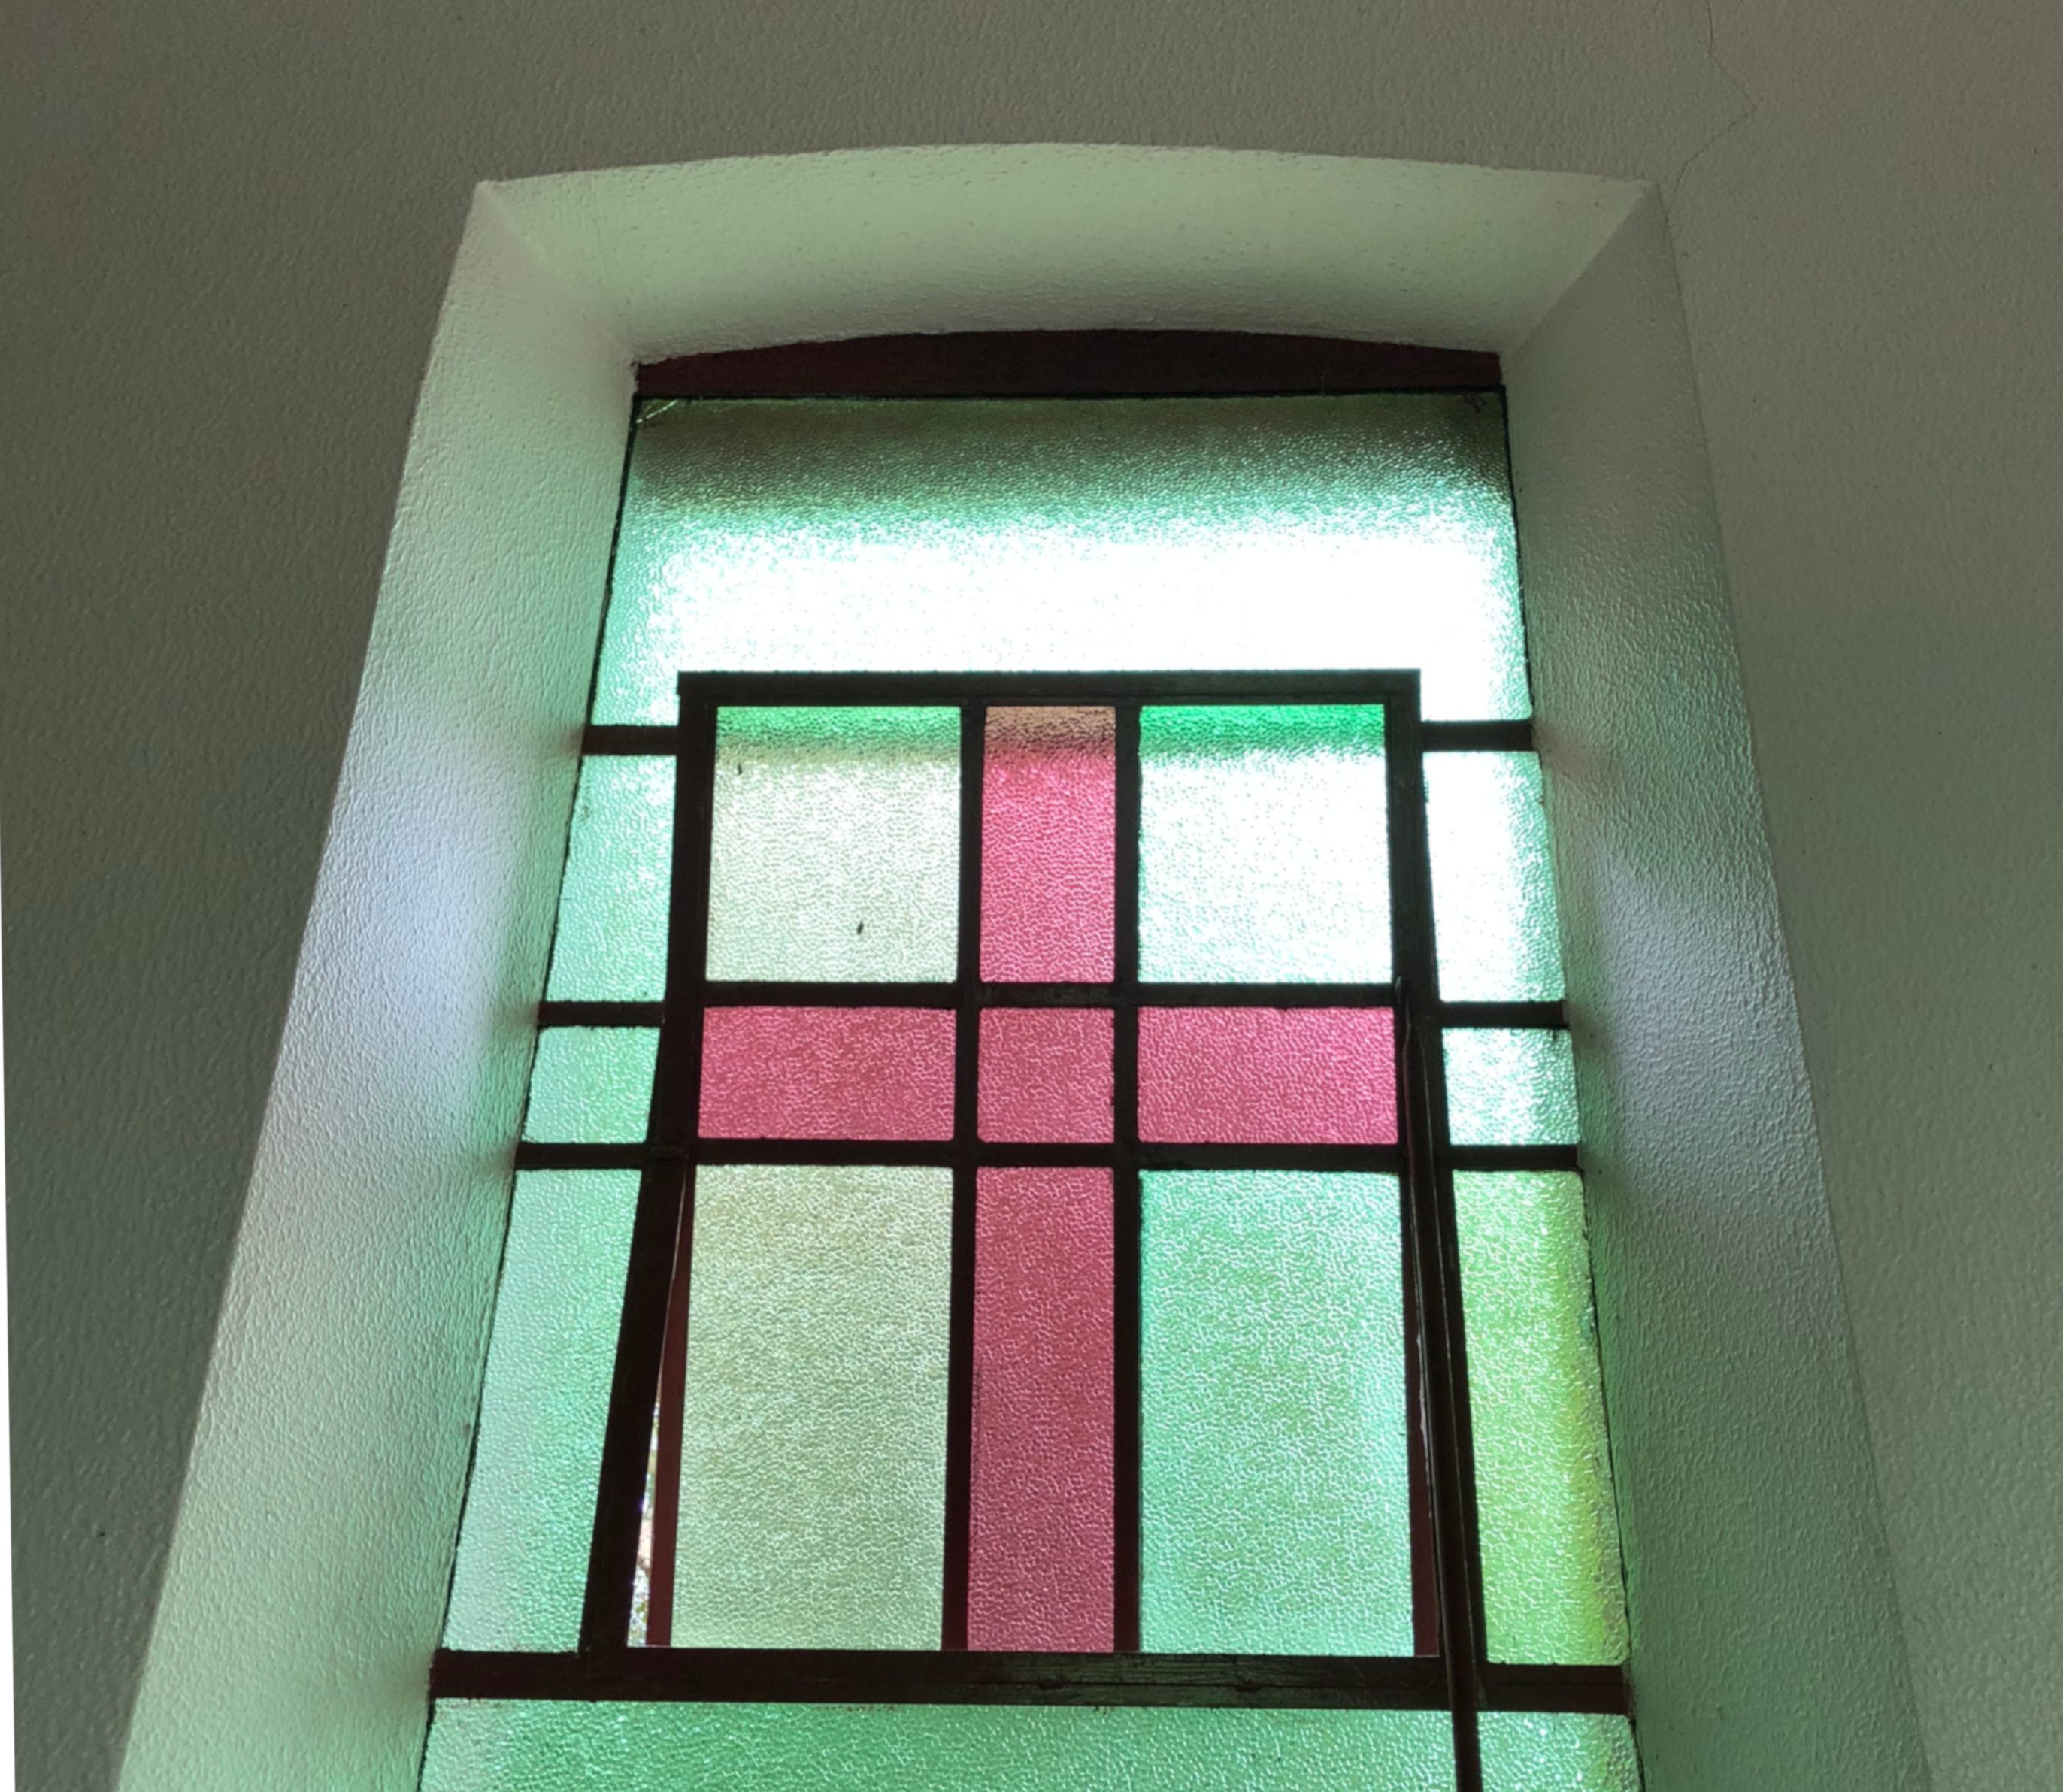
[[1425, 752, 1562, 1002], [443, 1171, 641, 1648], [1454, 1172, 1628, 1663], [423, 1700, 1457, 1792], [522, 1028, 658, 1142], [1137, 1008, 1396, 1143], [603, 395, 1523, 721], [697, 1006, 956, 1140], [543, 757, 671, 1000], [977, 1006, 1113, 1143], [1140, 704, 1389, 983], [981, 707, 1115, 982], [673, 1164, 952, 1648], [1480, 1712, 1640, 1792], [1444, 1028, 1579, 1146], [1140, 1171, 1412, 1654], [970, 1167, 1114, 1651], [707, 707, 959, 982]]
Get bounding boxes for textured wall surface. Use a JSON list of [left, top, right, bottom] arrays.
[[1505, 197, 1928, 1791], [2, 8, 2058, 1792], [103, 198, 633, 1786]]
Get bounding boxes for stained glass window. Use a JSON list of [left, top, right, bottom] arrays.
[[434, 361, 1634, 1792]]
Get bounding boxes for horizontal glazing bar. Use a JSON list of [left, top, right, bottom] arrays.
[[582, 725, 671, 755], [513, 1142, 1582, 1174], [1440, 1002, 1565, 1028], [1421, 722, 1534, 752], [677, 672, 1424, 706], [689, 982, 1399, 1010], [429, 1648, 1624, 1714], [1447, 1145, 1581, 1172], [537, 1001, 667, 1028], [535, 994, 1562, 1025], [515, 1143, 647, 1170], [588, 719, 1538, 758]]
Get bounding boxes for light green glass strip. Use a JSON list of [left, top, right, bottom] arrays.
[[674, 1165, 952, 1648], [423, 1700, 1456, 1792], [1141, 1171, 1411, 1654], [1454, 1172, 1628, 1664], [543, 756, 671, 1001], [707, 707, 959, 982], [1480, 1712, 1640, 1792], [1140, 706, 1389, 984], [1444, 1028, 1578, 1146], [521, 1028, 658, 1143], [443, 1171, 641, 1649], [601, 394, 1522, 720], [1425, 752, 1562, 1002]]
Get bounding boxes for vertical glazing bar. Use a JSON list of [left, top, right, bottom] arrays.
[[942, 705, 985, 1649], [578, 692, 719, 1651], [643, 1209, 693, 1645], [1402, 1196, 1440, 1657], [1111, 701, 1144, 1652], [1388, 680, 1485, 1789]]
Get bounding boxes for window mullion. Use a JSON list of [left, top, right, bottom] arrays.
[[1389, 683, 1489, 1792], [577, 695, 719, 1651]]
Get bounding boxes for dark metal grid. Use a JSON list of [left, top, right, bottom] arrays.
[[449, 669, 1627, 1766]]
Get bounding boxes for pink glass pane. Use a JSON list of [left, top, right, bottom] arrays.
[[698, 1007, 955, 1140], [977, 1007, 1113, 1143], [980, 707, 1115, 982], [970, 1167, 1115, 1651], [1138, 1007, 1398, 1144]]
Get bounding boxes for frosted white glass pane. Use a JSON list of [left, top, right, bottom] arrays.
[[603, 395, 1522, 719], [1425, 752, 1563, 1000], [1139, 706, 1389, 983], [707, 707, 959, 982], [1445, 1028, 1578, 1146], [674, 1164, 953, 1648]]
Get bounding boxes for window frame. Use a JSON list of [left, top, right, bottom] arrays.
[[430, 335, 1628, 1792]]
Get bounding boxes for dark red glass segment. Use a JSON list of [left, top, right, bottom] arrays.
[[977, 1006, 1114, 1143], [969, 1167, 1116, 1651], [980, 707, 1115, 982], [698, 1006, 956, 1139], [1137, 1006, 1398, 1143]]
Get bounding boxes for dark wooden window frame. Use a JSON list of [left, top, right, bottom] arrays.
[[431, 334, 1630, 1792]]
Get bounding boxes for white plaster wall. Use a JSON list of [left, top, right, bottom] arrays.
[[1, 8, 2055, 1792], [108, 192, 632, 1789], [1505, 195, 1927, 1791]]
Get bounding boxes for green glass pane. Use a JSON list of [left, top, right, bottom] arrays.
[[1141, 1171, 1411, 1654], [1454, 1172, 1628, 1663], [1140, 706, 1389, 984], [675, 1164, 952, 1647], [522, 1028, 658, 1142], [423, 1700, 1456, 1792], [443, 1171, 640, 1648], [707, 707, 959, 982], [544, 756, 671, 1000], [1425, 752, 1562, 1002], [601, 395, 1521, 719], [1480, 1712, 1640, 1792], [1444, 1028, 1578, 1146]]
